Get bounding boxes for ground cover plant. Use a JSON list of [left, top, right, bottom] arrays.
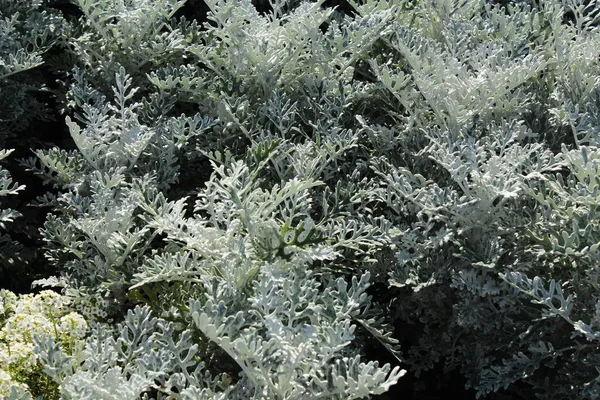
[[1, 0, 600, 399]]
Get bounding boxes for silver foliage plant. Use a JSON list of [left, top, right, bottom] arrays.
[[0, 0, 61, 280], [0, 0, 65, 142], [58, 0, 193, 103], [0, 0, 62, 231], [23, 0, 406, 397], [27, 68, 405, 398], [10, 0, 600, 398], [344, 0, 600, 398]]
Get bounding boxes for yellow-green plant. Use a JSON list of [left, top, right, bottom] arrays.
[[0, 290, 87, 399]]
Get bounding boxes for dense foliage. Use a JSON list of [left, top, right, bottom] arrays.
[[1, 0, 600, 398]]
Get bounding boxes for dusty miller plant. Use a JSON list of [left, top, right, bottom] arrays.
[[8, 0, 600, 398], [0, 0, 64, 143], [340, 0, 600, 398], [0, 0, 65, 287], [26, 54, 404, 399]]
